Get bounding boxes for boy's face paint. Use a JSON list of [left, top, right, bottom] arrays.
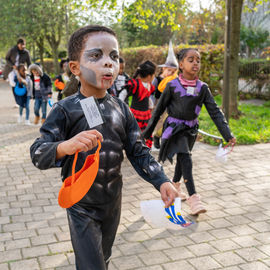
[[79, 32, 119, 91]]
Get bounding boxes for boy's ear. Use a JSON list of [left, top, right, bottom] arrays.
[[69, 61, 80, 76]]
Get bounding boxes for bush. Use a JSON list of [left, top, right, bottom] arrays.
[[121, 44, 225, 94], [36, 58, 54, 74]]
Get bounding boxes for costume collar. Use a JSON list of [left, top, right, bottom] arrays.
[[179, 74, 198, 87]]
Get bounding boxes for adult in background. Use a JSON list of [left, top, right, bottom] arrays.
[[3, 38, 31, 106]]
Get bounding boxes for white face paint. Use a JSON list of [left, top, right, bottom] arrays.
[[79, 32, 119, 91]]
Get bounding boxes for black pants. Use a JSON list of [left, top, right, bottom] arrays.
[[67, 195, 121, 270], [173, 152, 196, 196]]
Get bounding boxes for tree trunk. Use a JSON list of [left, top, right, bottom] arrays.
[[52, 44, 59, 75], [46, 32, 61, 75], [229, 0, 243, 117], [222, 0, 243, 119], [36, 37, 45, 70]]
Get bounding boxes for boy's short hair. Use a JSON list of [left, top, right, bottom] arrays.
[[17, 38, 25, 45], [119, 57, 124, 64], [68, 25, 116, 61]]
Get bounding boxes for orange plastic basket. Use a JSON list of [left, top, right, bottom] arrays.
[[58, 141, 101, 208]]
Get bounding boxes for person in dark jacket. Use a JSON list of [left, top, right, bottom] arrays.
[[30, 25, 177, 270], [29, 63, 52, 124], [3, 38, 31, 80], [3, 38, 31, 106], [143, 48, 236, 216]]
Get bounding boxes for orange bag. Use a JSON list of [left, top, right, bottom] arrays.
[[54, 79, 65, 90], [58, 141, 101, 208]]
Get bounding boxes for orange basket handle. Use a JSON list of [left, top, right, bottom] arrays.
[[71, 140, 101, 184]]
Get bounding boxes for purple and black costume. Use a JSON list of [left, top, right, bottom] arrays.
[[143, 77, 233, 195]]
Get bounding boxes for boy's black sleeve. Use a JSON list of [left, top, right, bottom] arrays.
[[30, 104, 67, 170], [122, 103, 171, 191], [143, 84, 171, 139], [203, 85, 233, 142]]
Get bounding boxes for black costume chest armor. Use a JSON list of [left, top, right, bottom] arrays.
[[30, 92, 169, 209]]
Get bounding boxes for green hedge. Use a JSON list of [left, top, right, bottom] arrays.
[[121, 44, 225, 94]]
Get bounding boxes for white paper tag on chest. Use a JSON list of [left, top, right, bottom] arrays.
[[80, 96, 104, 128], [186, 86, 195, 95]]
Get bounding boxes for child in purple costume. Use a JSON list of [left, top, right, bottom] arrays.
[[143, 48, 236, 215]]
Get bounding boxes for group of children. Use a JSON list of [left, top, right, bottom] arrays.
[[9, 63, 52, 125], [9, 56, 76, 125], [30, 25, 236, 269]]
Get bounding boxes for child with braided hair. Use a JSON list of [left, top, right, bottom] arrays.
[[143, 48, 236, 215]]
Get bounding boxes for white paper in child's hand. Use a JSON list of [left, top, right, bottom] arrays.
[[80, 96, 104, 128], [140, 197, 194, 230]]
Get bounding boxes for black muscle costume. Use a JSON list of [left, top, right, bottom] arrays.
[[30, 90, 171, 270]]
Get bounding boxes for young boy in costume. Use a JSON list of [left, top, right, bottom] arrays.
[[30, 25, 178, 270]]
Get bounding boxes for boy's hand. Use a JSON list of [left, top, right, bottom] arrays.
[[56, 130, 103, 160], [160, 182, 178, 208]]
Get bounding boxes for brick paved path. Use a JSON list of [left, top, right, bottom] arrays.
[[0, 80, 270, 270]]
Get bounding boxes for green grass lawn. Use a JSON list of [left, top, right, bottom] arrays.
[[198, 95, 270, 145]]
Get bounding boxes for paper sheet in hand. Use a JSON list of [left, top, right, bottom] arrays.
[[140, 198, 193, 230], [80, 96, 104, 128]]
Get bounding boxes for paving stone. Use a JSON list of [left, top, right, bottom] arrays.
[[163, 260, 196, 270], [142, 239, 171, 251], [249, 221, 270, 233], [209, 239, 240, 252], [164, 246, 195, 260], [209, 228, 237, 239], [235, 247, 269, 262], [188, 255, 221, 270], [22, 246, 49, 259], [0, 249, 21, 263], [0, 263, 8, 270], [111, 255, 144, 270], [188, 231, 216, 243], [48, 241, 73, 253], [212, 251, 246, 267], [10, 258, 39, 270], [39, 254, 69, 268], [4, 238, 31, 250], [188, 243, 218, 256], [239, 261, 270, 270], [229, 224, 258, 236], [31, 234, 58, 246], [138, 250, 170, 265]]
